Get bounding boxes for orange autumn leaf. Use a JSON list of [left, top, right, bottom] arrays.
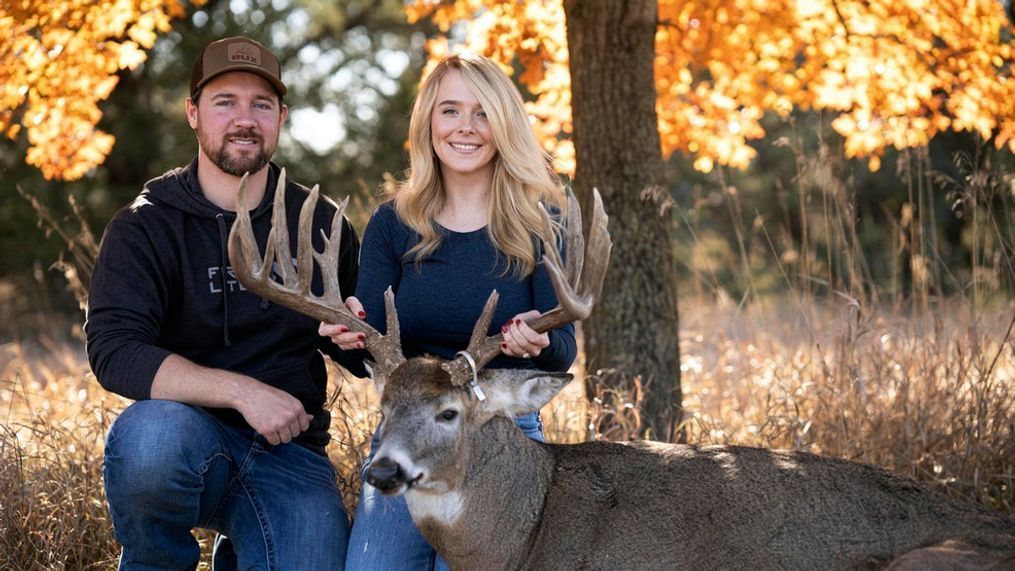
[[406, 0, 1014, 175], [1, 0, 204, 181]]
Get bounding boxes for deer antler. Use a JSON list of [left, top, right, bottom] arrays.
[[441, 188, 612, 388], [227, 169, 406, 378]]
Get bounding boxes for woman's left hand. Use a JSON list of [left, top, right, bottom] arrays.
[[500, 309, 549, 359]]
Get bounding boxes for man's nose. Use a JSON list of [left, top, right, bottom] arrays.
[[233, 106, 257, 126]]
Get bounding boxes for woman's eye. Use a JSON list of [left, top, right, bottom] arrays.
[[438, 409, 458, 422]]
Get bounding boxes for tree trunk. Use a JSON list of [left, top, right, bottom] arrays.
[[563, 0, 682, 440]]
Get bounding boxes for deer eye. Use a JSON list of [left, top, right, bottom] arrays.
[[438, 409, 458, 422]]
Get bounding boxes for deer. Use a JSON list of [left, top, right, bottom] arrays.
[[228, 170, 1015, 570]]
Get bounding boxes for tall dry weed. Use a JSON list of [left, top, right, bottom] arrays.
[[1, 297, 1013, 566], [4, 136, 1012, 563], [1, 340, 120, 569]]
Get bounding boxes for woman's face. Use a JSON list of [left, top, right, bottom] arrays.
[[430, 69, 497, 183]]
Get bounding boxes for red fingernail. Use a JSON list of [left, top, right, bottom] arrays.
[[501, 324, 508, 333], [501, 343, 508, 349], [339, 326, 348, 333], [357, 333, 365, 341], [515, 319, 522, 325], [357, 311, 366, 318]]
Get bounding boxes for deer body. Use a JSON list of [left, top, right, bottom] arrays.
[[227, 178, 1013, 569], [376, 365, 1015, 571]]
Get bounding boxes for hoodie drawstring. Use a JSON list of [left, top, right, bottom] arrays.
[[215, 213, 232, 347]]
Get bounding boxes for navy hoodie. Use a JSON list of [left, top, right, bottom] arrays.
[[85, 159, 361, 454]]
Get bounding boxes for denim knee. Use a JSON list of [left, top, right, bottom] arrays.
[[104, 400, 227, 500]]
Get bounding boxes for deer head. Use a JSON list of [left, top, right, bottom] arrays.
[[227, 170, 611, 493]]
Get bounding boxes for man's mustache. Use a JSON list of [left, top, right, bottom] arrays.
[[224, 130, 263, 143]]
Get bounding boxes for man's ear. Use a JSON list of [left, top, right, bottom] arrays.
[[185, 97, 199, 129], [477, 370, 573, 416]]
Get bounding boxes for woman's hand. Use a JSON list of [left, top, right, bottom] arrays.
[[500, 309, 549, 359], [318, 296, 367, 350]]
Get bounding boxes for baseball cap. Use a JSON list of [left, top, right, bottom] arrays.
[[190, 36, 287, 98]]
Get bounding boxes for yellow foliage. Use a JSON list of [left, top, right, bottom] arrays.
[[0, 0, 203, 181], [407, 0, 1014, 174], [409, 0, 575, 173]]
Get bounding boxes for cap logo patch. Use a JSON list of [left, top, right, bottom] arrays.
[[227, 43, 260, 65]]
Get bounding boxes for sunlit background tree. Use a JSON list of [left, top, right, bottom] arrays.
[[1, 2, 1014, 565], [2, 0, 1014, 435], [406, 0, 1014, 437]]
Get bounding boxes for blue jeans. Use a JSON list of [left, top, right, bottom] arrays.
[[345, 411, 544, 570], [103, 400, 349, 570]]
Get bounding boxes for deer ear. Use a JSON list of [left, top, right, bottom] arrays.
[[365, 360, 385, 396], [478, 370, 573, 415]]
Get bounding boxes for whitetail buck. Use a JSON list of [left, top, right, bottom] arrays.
[[229, 171, 1015, 570]]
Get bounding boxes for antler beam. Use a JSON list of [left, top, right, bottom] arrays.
[[442, 188, 612, 387], [227, 170, 405, 377]]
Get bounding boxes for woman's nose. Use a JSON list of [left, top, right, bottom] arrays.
[[456, 115, 475, 133]]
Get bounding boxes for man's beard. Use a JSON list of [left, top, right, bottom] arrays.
[[203, 129, 272, 176]]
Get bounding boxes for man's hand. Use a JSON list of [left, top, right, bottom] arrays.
[[233, 383, 313, 445], [151, 354, 313, 445]]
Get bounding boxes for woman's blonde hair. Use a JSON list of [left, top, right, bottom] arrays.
[[392, 52, 565, 277]]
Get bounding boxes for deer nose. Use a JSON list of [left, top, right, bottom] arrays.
[[366, 457, 405, 492]]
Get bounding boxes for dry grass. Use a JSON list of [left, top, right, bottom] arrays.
[[2, 297, 1013, 567], [677, 299, 1015, 512], [4, 135, 1012, 565]]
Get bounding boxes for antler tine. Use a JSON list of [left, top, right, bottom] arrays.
[[561, 189, 585, 286], [309, 190, 347, 307], [577, 189, 612, 306], [269, 169, 295, 286], [368, 286, 406, 378], [295, 183, 321, 296], [535, 189, 586, 322], [230, 173, 272, 281], [444, 188, 612, 389], [467, 290, 500, 347], [228, 171, 406, 376], [443, 290, 503, 387], [528, 188, 611, 331]]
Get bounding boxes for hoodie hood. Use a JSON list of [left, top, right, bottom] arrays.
[[86, 156, 363, 454], [137, 158, 282, 347], [141, 157, 281, 220]]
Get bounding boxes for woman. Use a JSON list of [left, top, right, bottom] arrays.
[[321, 52, 576, 570]]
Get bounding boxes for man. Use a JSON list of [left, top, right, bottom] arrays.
[[86, 36, 358, 569]]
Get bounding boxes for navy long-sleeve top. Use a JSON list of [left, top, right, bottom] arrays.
[[354, 201, 576, 372]]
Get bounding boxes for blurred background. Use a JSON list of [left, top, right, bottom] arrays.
[[2, 0, 1012, 335], [2, 0, 431, 334], [1, 1, 1013, 566]]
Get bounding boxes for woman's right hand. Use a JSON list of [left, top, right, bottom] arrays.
[[318, 296, 367, 350]]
